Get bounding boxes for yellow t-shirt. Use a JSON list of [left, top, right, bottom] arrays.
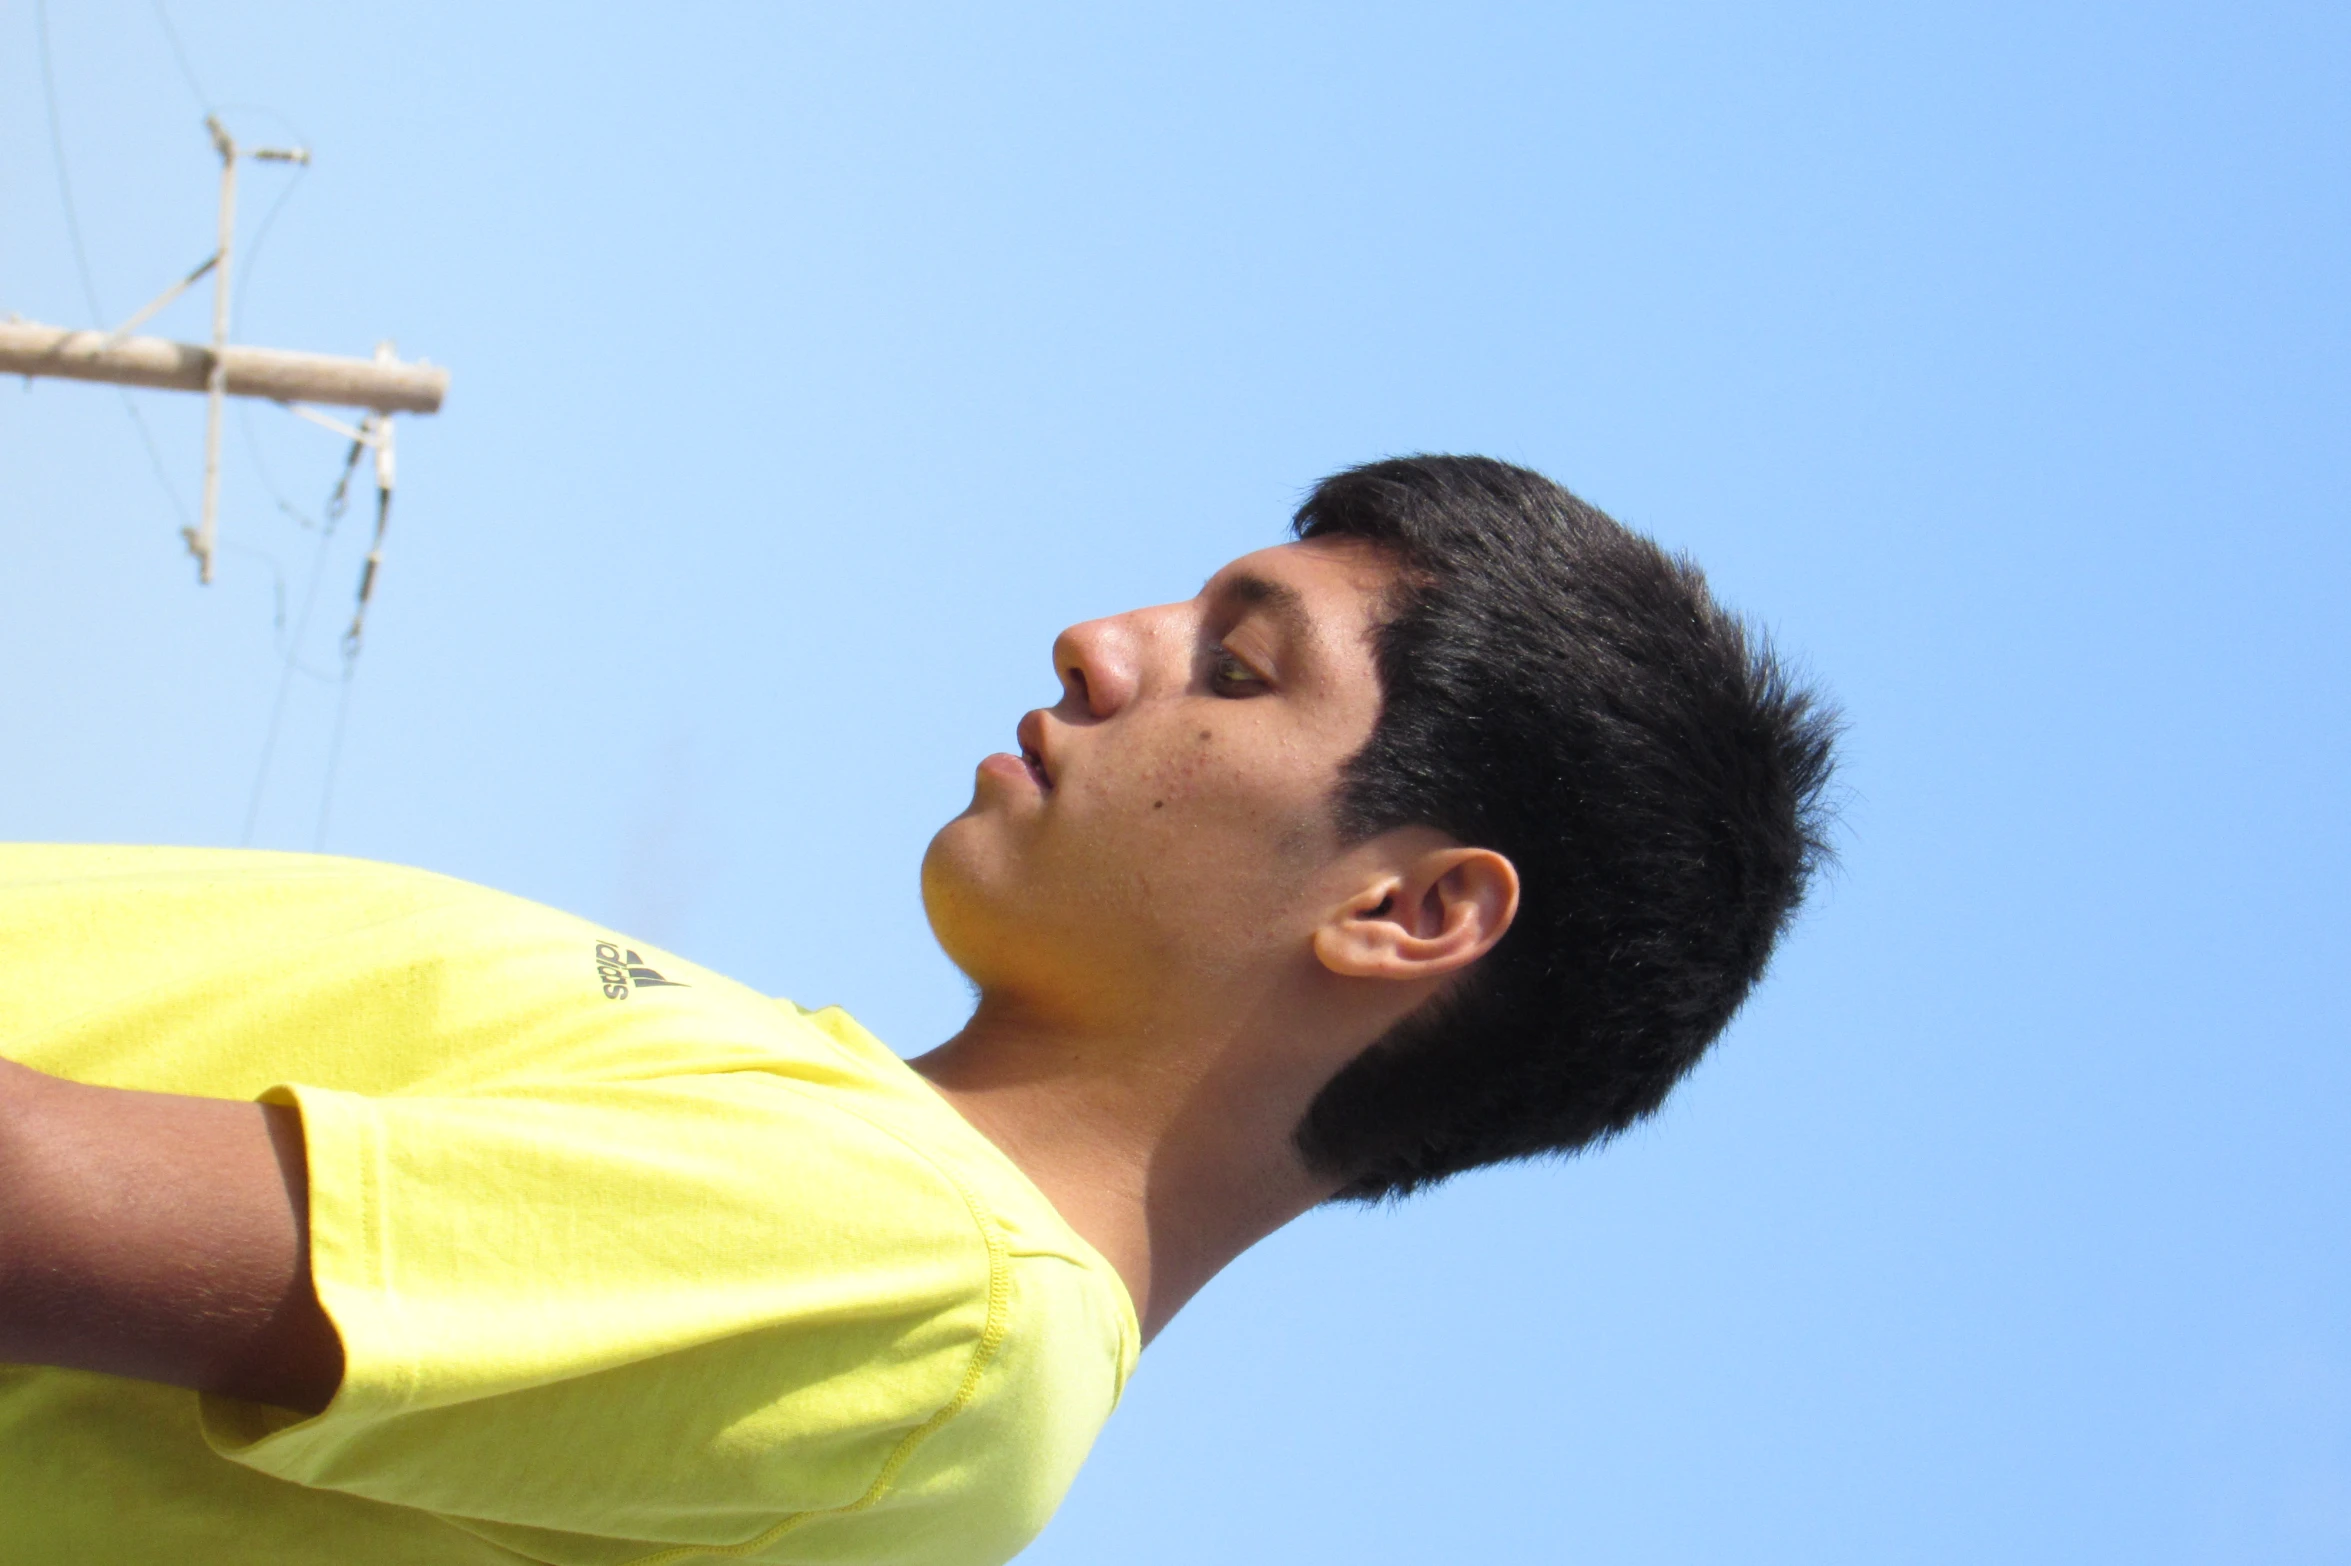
[[0, 846, 1139, 1565]]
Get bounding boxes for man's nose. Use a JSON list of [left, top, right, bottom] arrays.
[[1051, 613, 1147, 720]]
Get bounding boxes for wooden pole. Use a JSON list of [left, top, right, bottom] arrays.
[[12, 115, 435, 588], [0, 322, 449, 414], [191, 118, 239, 582]]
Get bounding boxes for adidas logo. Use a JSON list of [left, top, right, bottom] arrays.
[[594, 941, 688, 1000]]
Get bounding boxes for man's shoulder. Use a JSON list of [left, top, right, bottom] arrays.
[[0, 843, 787, 1098]]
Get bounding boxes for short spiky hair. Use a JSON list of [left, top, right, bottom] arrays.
[[1293, 456, 1839, 1200]]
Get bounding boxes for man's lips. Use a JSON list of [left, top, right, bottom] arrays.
[[976, 711, 1053, 792], [1014, 710, 1054, 790], [978, 751, 1045, 791]]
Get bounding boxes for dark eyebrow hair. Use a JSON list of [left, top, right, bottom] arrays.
[[1208, 571, 1310, 633]]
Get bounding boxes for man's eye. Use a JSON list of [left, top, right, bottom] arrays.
[[1210, 648, 1269, 695]]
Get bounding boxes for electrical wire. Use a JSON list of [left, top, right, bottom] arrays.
[[34, 0, 106, 325], [34, 0, 201, 533], [39, 3, 386, 853], [317, 456, 394, 851], [192, 97, 372, 851], [148, 0, 213, 114], [214, 538, 293, 645], [230, 129, 316, 528], [240, 438, 365, 846], [118, 396, 200, 534], [314, 661, 359, 852]]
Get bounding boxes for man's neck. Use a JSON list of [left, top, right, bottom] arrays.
[[909, 993, 1349, 1342]]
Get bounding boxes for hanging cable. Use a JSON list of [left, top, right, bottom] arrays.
[[35, 0, 106, 326], [148, 0, 213, 114], [315, 413, 394, 851], [314, 662, 358, 853], [241, 430, 368, 846], [343, 413, 395, 656], [231, 131, 318, 529], [33, 2, 417, 852], [34, 0, 202, 534]]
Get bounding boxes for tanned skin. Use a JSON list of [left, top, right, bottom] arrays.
[[0, 535, 1516, 1398], [913, 537, 1517, 1338], [0, 1062, 343, 1413]]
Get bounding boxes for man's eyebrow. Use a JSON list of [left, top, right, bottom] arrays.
[[1206, 571, 1310, 633]]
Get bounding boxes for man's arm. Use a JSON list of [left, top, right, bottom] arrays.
[[0, 1058, 344, 1414]]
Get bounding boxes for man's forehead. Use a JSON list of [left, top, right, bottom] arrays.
[[1196, 537, 1398, 613]]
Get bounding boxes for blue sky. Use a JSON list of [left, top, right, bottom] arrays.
[[5, 3, 2347, 1560]]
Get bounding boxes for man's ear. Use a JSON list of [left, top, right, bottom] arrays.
[[1311, 844, 1519, 983]]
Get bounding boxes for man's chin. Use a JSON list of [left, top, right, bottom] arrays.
[[919, 820, 1015, 975]]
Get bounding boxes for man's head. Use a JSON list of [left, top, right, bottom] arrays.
[[923, 455, 1837, 1201], [921, 530, 1491, 1049], [1288, 456, 1839, 1197]]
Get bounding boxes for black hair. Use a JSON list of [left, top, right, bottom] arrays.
[[1293, 455, 1840, 1200]]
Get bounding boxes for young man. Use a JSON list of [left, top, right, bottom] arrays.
[[0, 456, 1836, 1563]]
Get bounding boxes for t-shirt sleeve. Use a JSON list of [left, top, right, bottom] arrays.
[[198, 1074, 1005, 1555]]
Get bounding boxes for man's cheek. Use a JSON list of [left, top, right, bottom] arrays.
[[1075, 752, 1196, 824]]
